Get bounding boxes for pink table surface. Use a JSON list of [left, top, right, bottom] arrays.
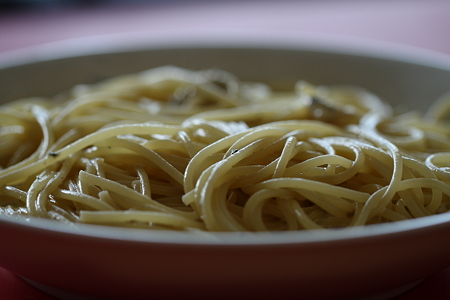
[[1, 0, 450, 299], [1, 0, 450, 54]]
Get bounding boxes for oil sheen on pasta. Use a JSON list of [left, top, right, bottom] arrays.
[[1, 66, 450, 231]]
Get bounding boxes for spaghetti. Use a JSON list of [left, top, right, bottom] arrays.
[[1, 65, 450, 231]]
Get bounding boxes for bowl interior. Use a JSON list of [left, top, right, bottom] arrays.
[[1, 37, 450, 112]]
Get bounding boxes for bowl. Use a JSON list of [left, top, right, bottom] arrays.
[[1, 30, 450, 300]]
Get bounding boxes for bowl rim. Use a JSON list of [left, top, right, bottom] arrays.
[[1, 28, 450, 70], [2, 29, 450, 246], [1, 212, 450, 246]]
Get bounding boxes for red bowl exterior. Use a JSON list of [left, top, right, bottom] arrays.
[[1, 218, 450, 300]]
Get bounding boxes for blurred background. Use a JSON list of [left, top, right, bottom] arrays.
[[0, 0, 450, 55]]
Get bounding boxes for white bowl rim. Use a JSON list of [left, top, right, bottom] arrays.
[[2, 29, 450, 246], [1, 28, 450, 71], [1, 212, 450, 246]]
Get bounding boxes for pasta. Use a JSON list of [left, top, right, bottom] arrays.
[[1, 65, 450, 231]]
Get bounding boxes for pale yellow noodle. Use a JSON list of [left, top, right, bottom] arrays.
[[79, 210, 205, 230]]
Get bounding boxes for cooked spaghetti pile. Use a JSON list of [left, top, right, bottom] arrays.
[[1, 66, 450, 231]]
